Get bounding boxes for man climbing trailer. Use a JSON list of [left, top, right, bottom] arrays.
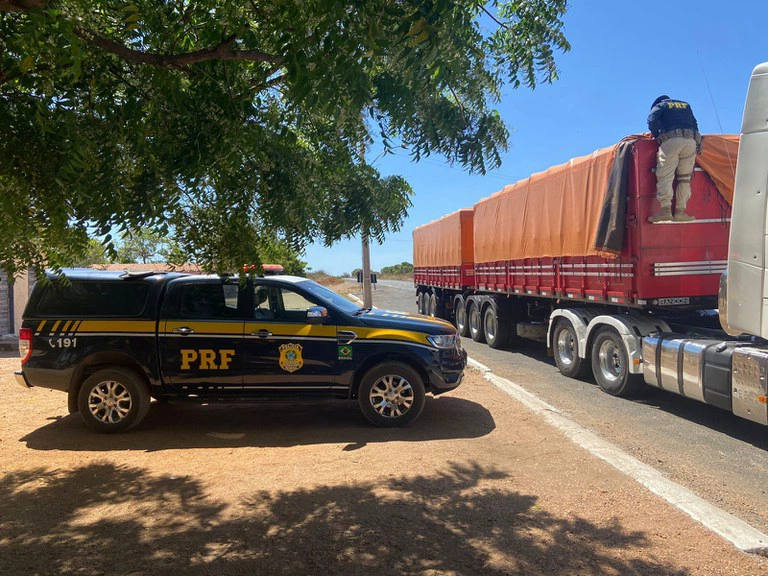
[[647, 95, 702, 223], [414, 62, 768, 426]]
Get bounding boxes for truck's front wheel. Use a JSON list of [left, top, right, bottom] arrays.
[[77, 368, 151, 433], [590, 327, 644, 397]]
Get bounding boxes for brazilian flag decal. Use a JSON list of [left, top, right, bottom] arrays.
[[338, 345, 353, 361]]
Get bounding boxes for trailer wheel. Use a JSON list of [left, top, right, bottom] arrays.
[[468, 301, 485, 343], [590, 327, 644, 397], [483, 306, 510, 349], [454, 296, 469, 337], [552, 319, 589, 379], [417, 292, 426, 314], [429, 293, 437, 317]]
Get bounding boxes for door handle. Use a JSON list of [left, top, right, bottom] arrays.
[[250, 329, 273, 338], [172, 327, 194, 336], [338, 330, 357, 344]]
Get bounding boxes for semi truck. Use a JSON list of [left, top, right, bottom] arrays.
[[413, 62, 768, 426]]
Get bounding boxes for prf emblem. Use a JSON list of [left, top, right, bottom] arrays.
[[279, 343, 304, 373]]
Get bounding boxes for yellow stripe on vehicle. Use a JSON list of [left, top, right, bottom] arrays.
[[244, 323, 337, 338], [35, 320, 46, 335], [162, 320, 243, 335], [61, 320, 72, 334], [348, 327, 432, 346], [50, 320, 61, 335], [77, 320, 157, 333]]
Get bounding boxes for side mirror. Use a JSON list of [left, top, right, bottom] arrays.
[[306, 306, 329, 324]]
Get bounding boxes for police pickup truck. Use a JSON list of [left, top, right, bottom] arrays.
[[15, 270, 466, 433]]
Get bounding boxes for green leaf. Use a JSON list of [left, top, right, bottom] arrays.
[[405, 18, 427, 38], [20, 56, 34, 72]]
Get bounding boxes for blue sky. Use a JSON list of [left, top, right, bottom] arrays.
[[305, 0, 768, 275]]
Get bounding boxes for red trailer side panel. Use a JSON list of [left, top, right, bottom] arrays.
[[472, 136, 735, 307], [413, 209, 474, 289]]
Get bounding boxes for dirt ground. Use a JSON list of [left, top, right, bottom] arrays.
[[1, 352, 766, 576]]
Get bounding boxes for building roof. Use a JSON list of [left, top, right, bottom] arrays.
[[91, 263, 204, 274]]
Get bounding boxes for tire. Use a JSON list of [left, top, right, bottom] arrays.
[[552, 319, 589, 378], [358, 362, 426, 427], [590, 327, 644, 397], [468, 301, 485, 343], [417, 292, 426, 314], [483, 306, 510, 349], [428, 293, 437, 317], [77, 368, 151, 433], [454, 296, 469, 337]]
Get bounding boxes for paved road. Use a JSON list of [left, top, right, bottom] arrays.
[[365, 279, 768, 535]]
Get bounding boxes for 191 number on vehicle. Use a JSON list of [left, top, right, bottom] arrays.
[[49, 337, 77, 349]]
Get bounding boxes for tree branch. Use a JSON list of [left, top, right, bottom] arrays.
[[478, 4, 511, 31], [0, 0, 45, 12], [251, 72, 287, 91], [74, 28, 283, 68]]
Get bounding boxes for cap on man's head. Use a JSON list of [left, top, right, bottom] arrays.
[[651, 95, 670, 109]]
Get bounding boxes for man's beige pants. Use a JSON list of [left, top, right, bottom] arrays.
[[655, 136, 697, 210]]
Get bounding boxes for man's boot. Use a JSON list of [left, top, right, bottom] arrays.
[[674, 210, 695, 222], [648, 206, 673, 223]]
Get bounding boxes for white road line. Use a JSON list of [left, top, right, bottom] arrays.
[[347, 293, 364, 305], [467, 357, 768, 556]]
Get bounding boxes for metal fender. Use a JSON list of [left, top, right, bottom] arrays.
[[547, 308, 603, 360], [585, 315, 672, 374]]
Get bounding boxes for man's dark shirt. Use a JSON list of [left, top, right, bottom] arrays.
[[647, 99, 699, 138]]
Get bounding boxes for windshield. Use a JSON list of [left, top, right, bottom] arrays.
[[297, 280, 362, 315]]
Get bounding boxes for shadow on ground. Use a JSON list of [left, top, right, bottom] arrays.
[[21, 396, 495, 452], [0, 461, 688, 576]]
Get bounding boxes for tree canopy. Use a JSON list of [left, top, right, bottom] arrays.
[[381, 261, 414, 276], [0, 0, 569, 277]]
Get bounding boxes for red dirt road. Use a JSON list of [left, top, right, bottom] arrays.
[[1, 353, 766, 575]]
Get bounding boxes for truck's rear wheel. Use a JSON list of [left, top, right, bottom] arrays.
[[429, 293, 437, 317], [483, 306, 510, 349], [77, 368, 151, 433], [454, 296, 469, 337], [553, 319, 589, 378], [468, 301, 485, 343], [590, 327, 644, 397]]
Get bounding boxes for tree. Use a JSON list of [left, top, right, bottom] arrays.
[[381, 262, 414, 276], [70, 237, 109, 267], [114, 228, 170, 263], [0, 1, 569, 277]]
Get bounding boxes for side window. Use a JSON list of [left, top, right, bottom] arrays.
[[253, 285, 318, 322], [35, 281, 149, 317], [253, 285, 274, 320], [275, 287, 318, 322], [178, 283, 239, 319]]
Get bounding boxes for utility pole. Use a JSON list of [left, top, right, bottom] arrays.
[[362, 233, 373, 308], [359, 137, 373, 309]]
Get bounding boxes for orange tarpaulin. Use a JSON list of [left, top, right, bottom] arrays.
[[473, 134, 739, 264], [474, 146, 616, 263], [697, 134, 739, 204], [413, 209, 474, 267]]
